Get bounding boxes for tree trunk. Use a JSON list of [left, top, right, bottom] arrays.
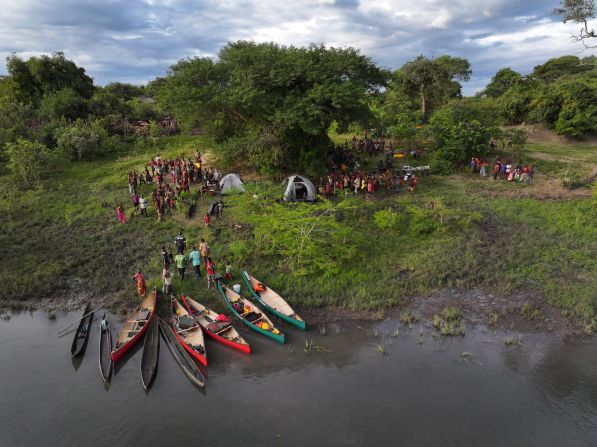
[[420, 84, 426, 117]]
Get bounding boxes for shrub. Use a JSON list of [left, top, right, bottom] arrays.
[[55, 119, 107, 161], [5, 138, 56, 187], [373, 209, 401, 230]]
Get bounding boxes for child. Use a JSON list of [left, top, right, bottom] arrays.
[[206, 258, 216, 289], [162, 267, 172, 294], [203, 213, 210, 227], [225, 259, 232, 280]]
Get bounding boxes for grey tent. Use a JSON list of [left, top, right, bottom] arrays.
[[219, 173, 245, 194], [282, 175, 317, 202]]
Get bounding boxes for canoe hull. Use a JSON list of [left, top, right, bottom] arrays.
[[217, 283, 285, 344], [71, 303, 94, 357], [111, 291, 157, 363], [180, 294, 251, 355], [141, 316, 160, 390], [98, 314, 113, 384], [241, 271, 306, 330], [159, 319, 206, 389], [173, 330, 208, 367]]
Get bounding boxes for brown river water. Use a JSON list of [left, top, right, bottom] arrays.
[[1, 310, 596, 446]]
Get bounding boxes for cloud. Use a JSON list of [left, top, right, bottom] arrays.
[[0, 0, 595, 93]]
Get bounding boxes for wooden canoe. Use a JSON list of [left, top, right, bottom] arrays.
[[242, 271, 306, 330], [159, 318, 206, 389], [71, 302, 94, 357], [181, 293, 251, 354], [111, 289, 157, 363], [141, 316, 160, 390], [98, 313, 113, 384], [217, 282, 285, 344], [171, 299, 207, 366]]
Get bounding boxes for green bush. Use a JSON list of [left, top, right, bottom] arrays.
[[5, 138, 56, 187], [373, 209, 401, 230], [55, 119, 107, 161]]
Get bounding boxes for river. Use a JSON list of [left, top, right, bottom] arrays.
[[1, 310, 596, 446]]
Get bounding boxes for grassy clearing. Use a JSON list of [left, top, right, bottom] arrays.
[[0, 133, 595, 330]]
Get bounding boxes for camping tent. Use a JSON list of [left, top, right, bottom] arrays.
[[282, 175, 317, 202], [219, 173, 245, 193]]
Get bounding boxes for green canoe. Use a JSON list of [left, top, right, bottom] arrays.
[[241, 271, 306, 330], [217, 282, 285, 344]]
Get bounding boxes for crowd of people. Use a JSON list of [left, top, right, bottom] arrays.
[[119, 151, 225, 222], [470, 157, 536, 183], [319, 170, 418, 196]]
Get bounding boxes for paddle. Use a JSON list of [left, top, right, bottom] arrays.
[[56, 303, 105, 335]]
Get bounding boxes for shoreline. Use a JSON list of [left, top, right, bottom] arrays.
[[1, 286, 585, 337]]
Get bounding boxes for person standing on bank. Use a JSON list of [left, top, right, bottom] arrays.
[[174, 251, 186, 282], [175, 230, 186, 255], [188, 246, 201, 279], [199, 238, 210, 265]]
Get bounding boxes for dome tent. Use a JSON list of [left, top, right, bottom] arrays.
[[219, 173, 245, 194], [282, 175, 317, 202]]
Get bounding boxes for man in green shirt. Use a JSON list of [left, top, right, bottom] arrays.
[[188, 246, 201, 279], [174, 252, 186, 281]]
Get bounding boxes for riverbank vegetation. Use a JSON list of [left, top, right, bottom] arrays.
[[0, 45, 595, 333]]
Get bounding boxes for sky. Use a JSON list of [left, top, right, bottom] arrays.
[[0, 0, 595, 95]]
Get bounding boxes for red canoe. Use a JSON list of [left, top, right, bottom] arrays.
[[181, 293, 251, 355], [171, 299, 208, 367], [111, 289, 157, 363]]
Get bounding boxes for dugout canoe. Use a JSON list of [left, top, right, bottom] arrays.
[[71, 302, 94, 357], [141, 316, 160, 390], [98, 313, 113, 384], [171, 299, 207, 366], [217, 282, 285, 344], [159, 318, 206, 389], [111, 289, 157, 363], [181, 293, 250, 354], [241, 271, 306, 330]]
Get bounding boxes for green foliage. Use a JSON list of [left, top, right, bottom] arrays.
[[396, 55, 472, 119], [497, 80, 539, 124], [157, 41, 387, 173], [532, 55, 593, 82], [55, 120, 107, 161], [373, 209, 401, 230], [5, 138, 55, 187], [482, 68, 523, 98], [38, 88, 89, 122], [6, 52, 94, 104], [433, 119, 491, 166]]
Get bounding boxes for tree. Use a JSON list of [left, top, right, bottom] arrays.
[[483, 68, 522, 97], [532, 56, 593, 82], [6, 52, 94, 104], [399, 55, 471, 119], [55, 120, 107, 161], [156, 41, 387, 173], [554, 0, 596, 47], [5, 138, 55, 187]]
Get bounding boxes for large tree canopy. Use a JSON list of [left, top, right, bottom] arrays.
[[396, 55, 471, 119], [6, 52, 94, 104], [156, 41, 388, 172]]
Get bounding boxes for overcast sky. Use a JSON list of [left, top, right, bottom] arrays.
[[0, 0, 595, 95]]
